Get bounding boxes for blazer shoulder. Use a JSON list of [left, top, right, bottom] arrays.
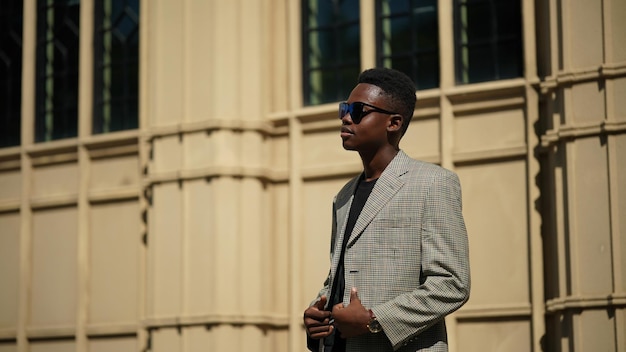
[[406, 157, 458, 179], [334, 174, 361, 203]]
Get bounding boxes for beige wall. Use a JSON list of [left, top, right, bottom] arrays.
[[0, 0, 624, 351]]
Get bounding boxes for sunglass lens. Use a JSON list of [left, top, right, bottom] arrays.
[[350, 103, 363, 123], [338, 102, 364, 123], [339, 103, 349, 119]]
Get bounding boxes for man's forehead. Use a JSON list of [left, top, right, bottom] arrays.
[[349, 83, 386, 102]]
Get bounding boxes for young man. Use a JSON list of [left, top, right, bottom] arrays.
[[303, 68, 470, 352]]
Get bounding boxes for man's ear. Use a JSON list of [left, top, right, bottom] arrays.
[[387, 114, 403, 133]]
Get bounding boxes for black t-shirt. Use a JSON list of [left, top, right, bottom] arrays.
[[327, 177, 377, 351]]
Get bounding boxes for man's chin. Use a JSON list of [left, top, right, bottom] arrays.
[[342, 143, 357, 151]]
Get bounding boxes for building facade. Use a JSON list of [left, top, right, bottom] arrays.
[[0, 0, 624, 351]]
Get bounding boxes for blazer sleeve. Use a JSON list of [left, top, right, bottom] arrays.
[[372, 170, 471, 349]]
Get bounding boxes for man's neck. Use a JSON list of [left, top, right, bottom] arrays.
[[359, 147, 399, 181]]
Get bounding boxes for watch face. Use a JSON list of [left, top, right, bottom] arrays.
[[368, 319, 383, 333]]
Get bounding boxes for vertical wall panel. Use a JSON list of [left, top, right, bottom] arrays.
[[265, 0, 289, 113], [615, 134, 626, 291], [457, 160, 530, 306], [89, 201, 140, 324], [609, 0, 626, 62], [269, 183, 290, 317], [238, 178, 266, 314], [613, 77, 626, 121], [240, 0, 264, 119], [0, 212, 20, 327], [185, 0, 214, 122], [0, 171, 21, 200], [151, 328, 181, 352], [150, 183, 183, 317], [183, 132, 213, 170], [211, 325, 241, 351], [570, 82, 606, 124], [269, 136, 288, 173], [571, 138, 612, 295], [569, 0, 603, 68], [576, 309, 617, 351], [185, 326, 213, 352], [149, 1, 184, 126], [152, 136, 183, 174], [240, 131, 266, 168], [211, 130, 242, 167], [184, 179, 214, 314], [212, 177, 241, 314], [30, 207, 77, 326], [211, 1, 240, 117]]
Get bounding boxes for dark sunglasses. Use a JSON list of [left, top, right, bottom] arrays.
[[338, 101, 399, 124]]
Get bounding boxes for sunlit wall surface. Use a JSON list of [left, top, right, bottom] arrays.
[[0, 1, 624, 352]]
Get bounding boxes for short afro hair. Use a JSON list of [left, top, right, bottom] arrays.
[[358, 68, 417, 135]]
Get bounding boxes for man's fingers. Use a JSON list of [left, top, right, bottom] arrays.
[[315, 295, 328, 310], [307, 321, 334, 339], [349, 287, 360, 302], [331, 303, 343, 315]]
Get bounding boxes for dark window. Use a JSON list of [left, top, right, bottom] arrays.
[[376, 0, 439, 90], [302, 0, 361, 106], [93, 0, 139, 134], [35, 0, 80, 142], [454, 0, 523, 84], [0, 0, 23, 148]]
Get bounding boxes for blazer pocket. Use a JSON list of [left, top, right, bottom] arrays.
[[370, 217, 415, 229], [371, 228, 419, 260]]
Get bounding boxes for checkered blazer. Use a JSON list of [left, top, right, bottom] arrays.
[[309, 150, 470, 352]]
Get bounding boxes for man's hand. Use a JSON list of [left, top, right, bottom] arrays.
[[331, 288, 371, 338], [303, 295, 334, 339]]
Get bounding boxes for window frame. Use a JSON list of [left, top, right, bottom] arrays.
[[92, 0, 140, 135], [0, 0, 24, 148], [453, 0, 524, 85], [301, 0, 362, 106]]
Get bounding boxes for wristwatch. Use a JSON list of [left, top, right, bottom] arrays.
[[367, 309, 383, 333]]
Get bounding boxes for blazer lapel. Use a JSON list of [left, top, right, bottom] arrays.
[[330, 177, 359, 278], [346, 151, 411, 247]]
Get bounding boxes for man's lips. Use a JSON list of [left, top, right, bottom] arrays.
[[340, 127, 354, 137]]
